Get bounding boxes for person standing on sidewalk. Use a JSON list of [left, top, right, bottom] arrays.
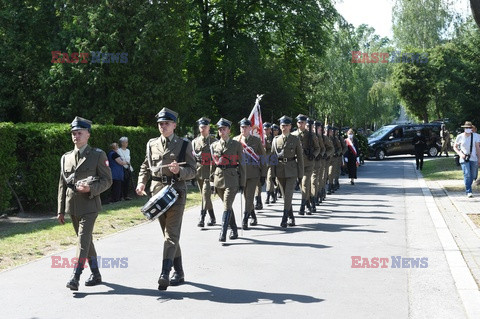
[[192, 117, 217, 228], [439, 124, 451, 157], [412, 129, 427, 170], [136, 107, 196, 291], [454, 121, 480, 198], [117, 137, 133, 200], [57, 116, 112, 291], [344, 129, 360, 185], [210, 118, 246, 242]]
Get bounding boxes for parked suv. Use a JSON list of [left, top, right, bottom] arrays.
[[368, 123, 442, 160]]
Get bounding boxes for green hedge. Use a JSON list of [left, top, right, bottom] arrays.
[[3, 123, 159, 212], [0, 123, 18, 212]]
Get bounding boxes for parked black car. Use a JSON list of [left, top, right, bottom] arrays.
[[368, 123, 442, 160]]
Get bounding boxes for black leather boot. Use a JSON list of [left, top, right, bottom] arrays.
[[242, 211, 249, 230], [272, 190, 277, 203], [170, 256, 185, 286], [207, 209, 216, 226], [229, 211, 238, 239], [265, 192, 271, 204], [66, 260, 85, 291], [322, 188, 326, 200], [250, 210, 257, 226], [299, 199, 306, 215], [280, 210, 288, 228], [288, 209, 296, 226], [277, 187, 282, 198], [158, 259, 173, 290], [197, 210, 206, 227], [308, 196, 316, 214], [85, 257, 102, 286], [219, 211, 231, 242], [254, 195, 263, 210], [327, 183, 332, 195]]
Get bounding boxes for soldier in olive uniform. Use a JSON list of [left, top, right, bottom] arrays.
[[326, 126, 340, 194], [262, 122, 276, 204], [210, 118, 246, 242], [292, 115, 320, 215], [136, 108, 196, 291], [57, 117, 113, 291], [192, 117, 217, 227], [234, 118, 267, 229], [272, 124, 282, 199], [271, 116, 304, 227], [318, 123, 334, 203], [310, 120, 326, 211], [334, 129, 347, 190]]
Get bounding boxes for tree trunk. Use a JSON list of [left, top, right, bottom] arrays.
[[471, 0, 480, 28]]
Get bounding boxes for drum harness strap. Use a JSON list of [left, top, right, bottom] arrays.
[[148, 139, 189, 185]]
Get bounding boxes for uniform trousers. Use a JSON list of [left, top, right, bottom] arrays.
[[196, 178, 213, 211], [158, 189, 186, 260], [277, 177, 296, 211], [71, 212, 98, 264]]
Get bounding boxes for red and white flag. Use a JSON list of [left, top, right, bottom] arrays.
[[248, 94, 264, 146]]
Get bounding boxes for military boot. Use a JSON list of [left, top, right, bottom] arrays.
[[299, 199, 306, 215], [322, 188, 327, 201], [309, 196, 316, 214], [207, 209, 216, 226], [265, 192, 271, 204], [327, 183, 332, 195], [280, 210, 288, 228], [288, 209, 296, 226], [229, 211, 238, 240], [170, 256, 185, 286], [276, 187, 282, 198], [250, 210, 258, 226], [85, 257, 102, 286], [197, 210, 206, 227], [66, 261, 84, 291], [271, 190, 277, 203], [242, 211, 250, 230], [158, 259, 173, 290], [254, 195, 263, 210], [219, 211, 231, 242]]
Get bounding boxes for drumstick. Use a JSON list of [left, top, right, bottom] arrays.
[[157, 162, 187, 169]]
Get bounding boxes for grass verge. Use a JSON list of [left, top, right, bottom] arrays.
[[422, 156, 463, 181], [468, 214, 480, 228], [0, 189, 201, 272]]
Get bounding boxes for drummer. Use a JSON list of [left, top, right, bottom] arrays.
[[136, 107, 196, 291]]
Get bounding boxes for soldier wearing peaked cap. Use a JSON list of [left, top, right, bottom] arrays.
[[57, 116, 113, 291], [192, 117, 217, 228], [261, 122, 276, 204], [210, 118, 246, 242], [234, 118, 267, 229], [136, 107, 196, 291], [318, 122, 334, 203], [310, 120, 326, 211], [271, 124, 282, 200], [271, 116, 304, 228], [292, 115, 320, 215], [326, 126, 341, 194]]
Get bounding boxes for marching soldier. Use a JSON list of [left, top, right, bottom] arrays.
[[136, 107, 196, 291], [234, 118, 267, 229], [440, 123, 451, 157], [210, 118, 246, 242], [335, 128, 347, 190], [319, 123, 334, 203], [192, 117, 217, 227], [326, 125, 338, 194], [292, 115, 320, 215], [272, 124, 282, 199], [262, 122, 276, 204], [310, 120, 326, 211], [57, 116, 113, 291], [271, 116, 304, 227]]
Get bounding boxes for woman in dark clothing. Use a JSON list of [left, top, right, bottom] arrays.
[[108, 143, 127, 202], [412, 130, 427, 170], [344, 129, 360, 185]]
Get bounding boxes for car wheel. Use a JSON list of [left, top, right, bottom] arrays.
[[375, 149, 386, 160], [428, 146, 438, 157]]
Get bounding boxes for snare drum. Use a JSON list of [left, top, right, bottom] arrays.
[[141, 185, 179, 220]]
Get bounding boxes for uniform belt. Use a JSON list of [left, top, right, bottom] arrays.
[[277, 157, 295, 162], [152, 175, 176, 184], [217, 164, 238, 169]]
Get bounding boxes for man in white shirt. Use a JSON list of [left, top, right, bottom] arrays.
[[454, 121, 480, 197]]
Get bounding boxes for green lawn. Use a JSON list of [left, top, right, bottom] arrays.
[[422, 156, 463, 181], [0, 189, 201, 271]]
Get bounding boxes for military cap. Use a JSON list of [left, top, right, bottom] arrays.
[[325, 124, 332, 131], [279, 115, 292, 125], [314, 121, 323, 127], [272, 124, 280, 130], [197, 117, 211, 126], [296, 114, 308, 122], [70, 116, 92, 131], [238, 117, 252, 126], [216, 118, 232, 128], [156, 107, 178, 122], [306, 118, 315, 125], [263, 122, 272, 129]]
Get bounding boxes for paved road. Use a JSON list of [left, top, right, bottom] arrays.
[[0, 159, 475, 318]]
